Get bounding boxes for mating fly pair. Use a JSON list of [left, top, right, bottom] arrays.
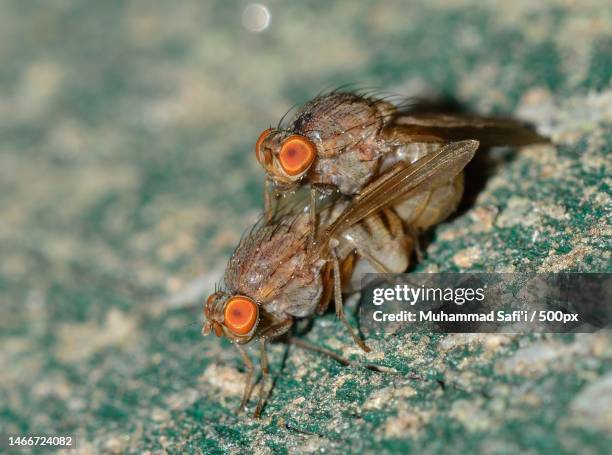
[[202, 90, 542, 417]]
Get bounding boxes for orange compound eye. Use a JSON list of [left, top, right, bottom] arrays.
[[255, 128, 274, 164], [223, 296, 258, 335], [278, 135, 316, 176]]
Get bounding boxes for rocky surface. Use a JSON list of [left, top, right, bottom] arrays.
[[0, 1, 610, 453]]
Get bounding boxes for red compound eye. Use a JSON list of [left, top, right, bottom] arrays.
[[223, 296, 258, 335], [278, 135, 316, 176]]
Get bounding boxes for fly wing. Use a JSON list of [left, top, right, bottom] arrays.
[[314, 140, 479, 254], [267, 183, 345, 225], [394, 112, 528, 128], [384, 113, 546, 147]]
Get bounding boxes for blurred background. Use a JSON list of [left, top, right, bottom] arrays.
[[0, 1, 610, 453]]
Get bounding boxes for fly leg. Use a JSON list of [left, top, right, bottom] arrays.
[[234, 343, 255, 414], [405, 225, 424, 263], [405, 174, 465, 262], [289, 337, 398, 373], [252, 318, 293, 418], [290, 336, 352, 365], [405, 190, 430, 263], [331, 245, 371, 352], [264, 178, 276, 223], [253, 338, 269, 418], [308, 186, 317, 250]]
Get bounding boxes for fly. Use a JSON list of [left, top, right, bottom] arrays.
[[254, 90, 543, 246], [202, 141, 479, 417]]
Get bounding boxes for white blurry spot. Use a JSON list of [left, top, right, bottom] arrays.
[[242, 4, 271, 32]]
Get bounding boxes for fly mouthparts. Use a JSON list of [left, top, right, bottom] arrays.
[[201, 322, 212, 336]]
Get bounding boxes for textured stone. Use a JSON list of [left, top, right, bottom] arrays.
[[0, 1, 610, 453]]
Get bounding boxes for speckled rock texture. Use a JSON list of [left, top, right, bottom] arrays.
[[0, 1, 610, 453]]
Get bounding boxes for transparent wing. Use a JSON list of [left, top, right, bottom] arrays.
[[267, 184, 344, 225], [384, 113, 546, 147], [394, 112, 528, 128], [314, 140, 479, 254]]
